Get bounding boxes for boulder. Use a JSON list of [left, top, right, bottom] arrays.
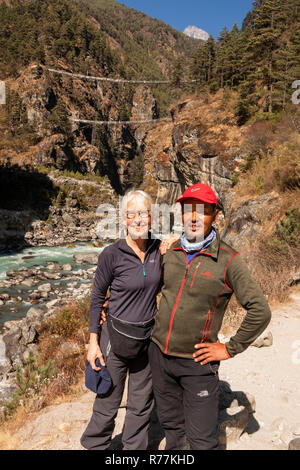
[[37, 283, 52, 292], [289, 438, 300, 450], [251, 330, 273, 348], [6, 270, 16, 278], [2, 307, 47, 369], [20, 278, 36, 287], [73, 252, 99, 265], [20, 324, 37, 345], [55, 342, 81, 360], [218, 405, 249, 445], [46, 264, 61, 271], [0, 335, 10, 375], [43, 272, 62, 280], [25, 306, 47, 328], [2, 323, 24, 366], [28, 291, 41, 300], [23, 344, 39, 362], [289, 272, 300, 286], [62, 264, 72, 271], [0, 382, 18, 406], [0, 292, 10, 301], [62, 213, 79, 226]]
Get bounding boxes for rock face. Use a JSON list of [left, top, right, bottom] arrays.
[[142, 93, 242, 216], [131, 86, 158, 123], [131, 86, 158, 149], [0, 74, 282, 257], [221, 191, 280, 251], [1, 306, 47, 372], [0, 172, 118, 251]]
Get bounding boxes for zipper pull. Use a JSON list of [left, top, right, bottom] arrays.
[[143, 263, 146, 276]]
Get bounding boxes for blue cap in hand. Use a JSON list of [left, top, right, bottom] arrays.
[[85, 359, 112, 395]]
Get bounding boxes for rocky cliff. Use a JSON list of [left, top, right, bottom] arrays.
[[0, 80, 284, 255]]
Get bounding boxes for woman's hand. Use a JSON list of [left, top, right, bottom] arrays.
[[87, 333, 106, 370], [159, 233, 180, 255], [100, 310, 107, 324], [99, 299, 108, 325]]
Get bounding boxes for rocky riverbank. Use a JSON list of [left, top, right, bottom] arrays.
[[0, 251, 102, 415], [0, 250, 100, 323]]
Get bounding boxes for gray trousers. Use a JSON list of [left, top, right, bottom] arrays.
[[80, 323, 154, 450]]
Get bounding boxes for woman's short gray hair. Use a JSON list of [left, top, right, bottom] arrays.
[[121, 189, 152, 216]]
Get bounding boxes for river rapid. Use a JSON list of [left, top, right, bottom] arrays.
[[0, 243, 107, 329]]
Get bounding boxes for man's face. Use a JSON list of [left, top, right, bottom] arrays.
[[181, 198, 218, 242]]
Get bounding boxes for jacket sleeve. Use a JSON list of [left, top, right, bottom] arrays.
[[89, 247, 114, 334], [224, 253, 272, 357]]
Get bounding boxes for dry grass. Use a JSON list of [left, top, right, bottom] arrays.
[[237, 133, 300, 196], [221, 232, 299, 334]]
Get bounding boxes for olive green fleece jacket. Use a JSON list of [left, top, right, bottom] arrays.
[[151, 229, 271, 359]]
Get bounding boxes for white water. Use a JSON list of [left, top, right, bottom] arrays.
[[0, 242, 107, 279], [0, 242, 108, 328]]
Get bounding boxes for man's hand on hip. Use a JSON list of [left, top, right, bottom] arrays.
[[193, 340, 231, 364]]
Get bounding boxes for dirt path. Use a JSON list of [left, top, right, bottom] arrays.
[[13, 290, 300, 450]]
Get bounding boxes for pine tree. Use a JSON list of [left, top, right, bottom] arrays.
[[248, 0, 286, 113], [216, 27, 229, 88], [191, 35, 216, 89], [171, 57, 184, 87]]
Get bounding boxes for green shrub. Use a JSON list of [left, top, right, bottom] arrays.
[[46, 307, 82, 338], [5, 351, 57, 417], [55, 186, 68, 207], [275, 208, 300, 247], [76, 194, 88, 210]]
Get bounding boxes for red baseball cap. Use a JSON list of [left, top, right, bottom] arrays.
[[176, 183, 217, 205]]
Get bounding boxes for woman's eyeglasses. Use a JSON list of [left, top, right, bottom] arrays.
[[126, 210, 150, 219]]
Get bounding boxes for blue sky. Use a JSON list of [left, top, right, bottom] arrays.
[[119, 0, 254, 39]]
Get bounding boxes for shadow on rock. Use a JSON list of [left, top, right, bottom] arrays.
[[0, 163, 58, 251], [218, 380, 260, 449]]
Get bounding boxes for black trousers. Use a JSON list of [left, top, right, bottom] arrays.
[[148, 341, 220, 450]]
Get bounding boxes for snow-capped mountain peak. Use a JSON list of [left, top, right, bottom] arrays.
[[183, 25, 209, 41]]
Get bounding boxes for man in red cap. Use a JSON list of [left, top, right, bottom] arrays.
[[149, 183, 271, 450]]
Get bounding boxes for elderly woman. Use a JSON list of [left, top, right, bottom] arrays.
[[80, 190, 162, 451]]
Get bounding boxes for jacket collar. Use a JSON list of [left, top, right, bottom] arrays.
[[117, 233, 160, 256], [172, 227, 220, 260]]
